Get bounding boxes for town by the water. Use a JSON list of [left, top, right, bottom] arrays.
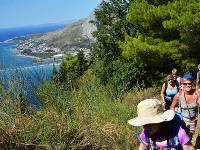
[[11, 36, 90, 63]]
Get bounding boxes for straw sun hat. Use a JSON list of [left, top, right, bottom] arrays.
[[128, 99, 175, 126]]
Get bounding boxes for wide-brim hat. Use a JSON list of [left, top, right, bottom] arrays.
[[128, 99, 175, 126]]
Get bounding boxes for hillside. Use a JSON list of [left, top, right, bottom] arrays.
[[35, 12, 96, 52]]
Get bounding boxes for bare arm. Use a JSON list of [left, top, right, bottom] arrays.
[[170, 93, 180, 109], [138, 143, 148, 150], [160, 83, 166, 105], [182, 143, 195, 150], [196, 72, 199, 89], [196, 89, 200, 107]]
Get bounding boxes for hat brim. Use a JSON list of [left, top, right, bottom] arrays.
[[128, 110, 175, 126]]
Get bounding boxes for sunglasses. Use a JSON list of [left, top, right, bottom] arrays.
[[168, 79, 174, 81], [183, 83, 192, 86]]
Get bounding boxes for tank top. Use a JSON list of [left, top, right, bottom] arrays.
[[178, 94, 198, 119], [165, 83, 178, 102]]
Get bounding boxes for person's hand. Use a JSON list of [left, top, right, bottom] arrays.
[[174, 107, 178, 111]]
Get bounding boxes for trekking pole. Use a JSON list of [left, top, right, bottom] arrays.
[[193, 94, 200, 147], [134, 127, 140, 141]]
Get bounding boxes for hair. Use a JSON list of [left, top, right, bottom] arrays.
[[172, 68, 177, 75], [167, 74, 173, 80], [198, 64, 200, 69], [183, 78, 194, 83]]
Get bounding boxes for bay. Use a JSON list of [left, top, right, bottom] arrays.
[[0, 42, 60, 107]]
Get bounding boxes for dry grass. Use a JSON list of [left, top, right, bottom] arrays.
[[122, 86, 160, 105], [0, 71, 159, 149]]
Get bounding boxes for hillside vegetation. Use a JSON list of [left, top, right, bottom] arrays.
[[35, 13, 96, 51], [1, 0, 200, 149]]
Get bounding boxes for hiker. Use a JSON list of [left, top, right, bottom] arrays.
[[161, 75, 179, 110], [196, 64, 200, 90], [128, 99, 194, 150], [171, 74, 200, 135], [172, 68, 182, 88]]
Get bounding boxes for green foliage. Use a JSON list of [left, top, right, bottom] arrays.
[[60, 55, 78, 81], [51, 63, 59, 83], [0, 70, 157, 149], [120, 34, 180, 70], [181, 59, 197, 76], [91, 0, 146, 93], [106, 59, 147, 97], [121, 0, 200, 77], [59, 50, 88, 87], [3, 0, 200, 148]]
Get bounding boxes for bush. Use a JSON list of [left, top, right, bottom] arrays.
[[0, 70, 159, 149]]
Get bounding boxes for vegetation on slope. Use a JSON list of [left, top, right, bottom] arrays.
[[1, 0, 200, 149], [0, 70, 159, 149], [36, 16, 96, 52]]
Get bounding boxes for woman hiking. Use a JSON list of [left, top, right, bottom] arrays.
[[172, 68, 182, 89], [128, 99, 194, 150], [161, 75, 179, 110], [171, 74, 200, 135]]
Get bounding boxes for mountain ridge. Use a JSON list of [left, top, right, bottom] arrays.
[[34, 12, 96, 52]]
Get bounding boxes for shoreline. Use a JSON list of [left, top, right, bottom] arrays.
[[1, 42, 62, 65], [16, 53, 41, 59], [1, 41, 61, 62], [17, 52, 63, 64]]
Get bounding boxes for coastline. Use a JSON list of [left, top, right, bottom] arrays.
[[0, 41, 41, 60], [1, 41, 62, 63], [16, 53, 41, 59], [16, 52, 63, 64], [1, 30, 65, 64]]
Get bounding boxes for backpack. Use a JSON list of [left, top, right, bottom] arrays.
[[145, 113, 187, 150]]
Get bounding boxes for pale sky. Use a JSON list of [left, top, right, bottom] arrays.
[[0, 0, 102, 28]]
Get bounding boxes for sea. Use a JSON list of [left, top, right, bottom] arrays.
[[0, 24, 65, 106]]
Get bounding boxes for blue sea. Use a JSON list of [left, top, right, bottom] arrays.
[[0, 25, 63, 106], [0, 23, 65, 41]]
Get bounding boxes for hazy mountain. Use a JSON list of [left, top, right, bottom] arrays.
[[82, 12, 96, 41], [0, 22, 72, 41], [35, 12, 96, 51]]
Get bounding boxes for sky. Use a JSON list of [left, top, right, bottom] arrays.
[[0, 0, 102, 28]]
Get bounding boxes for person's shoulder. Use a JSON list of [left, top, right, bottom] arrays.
[[177, 76, 182, 79], [174, 91, 182, 97], [173, 113, 184, 124], [139, 129, 149, 147], [162, 82, 167, 88], [194, 89, 200, 96], [172, 113, 187, 128]]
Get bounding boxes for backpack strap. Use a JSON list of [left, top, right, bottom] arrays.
[[167, 114, 185, 149], [144, 129, 156, 150], [179, 92, 184, 113], [144, 116, 184, 150], [175, 80, 180, 92], [194, 94, 199, 117], [179, 91, 198, 120]]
